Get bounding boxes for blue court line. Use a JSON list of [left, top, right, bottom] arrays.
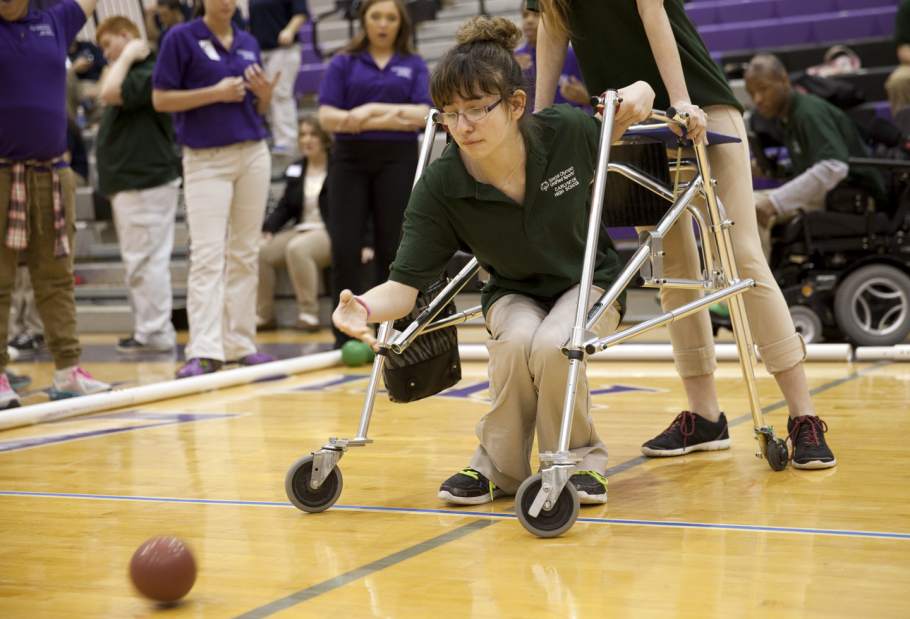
[[1, 490, 907, 541]]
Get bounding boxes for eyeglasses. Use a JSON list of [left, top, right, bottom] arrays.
[[437, 98, 502, 128]]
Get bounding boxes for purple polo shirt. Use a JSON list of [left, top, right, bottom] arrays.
[[318, 51, 432, 141], [0, 0, 86, 160], [153, 19, 268, 149], [516, 43, 590, 112]]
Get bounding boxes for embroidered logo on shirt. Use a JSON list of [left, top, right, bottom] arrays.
[[30, 24, 54, 37], [199, 39, 221, 61], [391, 66, 413, 80], [540, 166, 579, 197], [238, 49, 257, 62]]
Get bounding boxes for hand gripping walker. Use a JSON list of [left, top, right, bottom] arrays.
[[285, 92, 789, 537]]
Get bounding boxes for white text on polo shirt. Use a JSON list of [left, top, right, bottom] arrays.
[[31, 24, 54, 37], [391, 66, 413, 80], [540, 166, 579, 198], [238, 50, 257, 62]]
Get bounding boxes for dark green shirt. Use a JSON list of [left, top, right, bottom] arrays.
[[389, 105, 624, 315], [96, 54, 180, 197], [528, 0, 742, 112], [783, 92, 885, 200], [897, 0, 910, 47]]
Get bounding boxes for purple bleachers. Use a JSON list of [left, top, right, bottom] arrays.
[[686, 0, 897, 26], [716, 1, 777, 24], [776, 0, 836, 19], [294, 20, 325, 98]]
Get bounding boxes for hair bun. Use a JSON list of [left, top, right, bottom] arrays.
[[455, 16, 522, 52]]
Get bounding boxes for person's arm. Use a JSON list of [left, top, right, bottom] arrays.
[[356, 103, 430, 131], [636, 0, 707, 144], [333, 283, 419, 347], [899, 44, 910, 65], [765, 159, 849, 216], [319, 104, 353, 132], [534, 13, 569, 111], [153, 78, 246, 112], [98, 40, 150, 106], [278, 13, 308, 47], [75, 0, 97, 18]]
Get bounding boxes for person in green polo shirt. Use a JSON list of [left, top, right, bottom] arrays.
[[95, 16, 182, 355], [333, 16, 656, 505], [531, 0, 836, 470], [746, 55, 885, 241]]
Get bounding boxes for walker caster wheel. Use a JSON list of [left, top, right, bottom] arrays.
[[515, 474, 580, 538], [765, 438, 789, 471], [285, 455, 343, 513]]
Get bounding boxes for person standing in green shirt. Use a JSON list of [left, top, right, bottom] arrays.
[[333, 16, 656, 505], [532, 0, 835, 469], [96, 16, 182, 354]]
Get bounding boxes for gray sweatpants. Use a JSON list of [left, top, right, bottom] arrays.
[[469, 284, 621, 494]]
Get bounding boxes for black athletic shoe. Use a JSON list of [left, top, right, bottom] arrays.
[[788, 415, 836, 470], [641, 411, 731, 457], [438, 468, 504, 505], [8, 333, 44, 353], [570, 471, 608, 504]]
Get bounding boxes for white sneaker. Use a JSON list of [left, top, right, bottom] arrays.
[[0, 373, 21, 410], [51, 366, 111, 399], [296, 312, 320, 331], [7, 346, 19, 362]]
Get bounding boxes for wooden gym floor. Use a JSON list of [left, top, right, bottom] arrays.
[[1, 327, 908, 618]]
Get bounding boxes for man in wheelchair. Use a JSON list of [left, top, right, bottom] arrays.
[[742, 55, 910, 346]]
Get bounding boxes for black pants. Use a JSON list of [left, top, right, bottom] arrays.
[[326, 139, 418, 345]]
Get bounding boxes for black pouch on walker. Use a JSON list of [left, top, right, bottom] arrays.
[[382, 278, 461, 403]]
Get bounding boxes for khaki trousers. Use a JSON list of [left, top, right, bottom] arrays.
[[0, 166, 80, 370], [257, 227, 331, 321], [469, 285, 621, 494], [654, 105, 805, 377]]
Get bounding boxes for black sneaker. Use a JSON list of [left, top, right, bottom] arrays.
[[570, 471, 608, 504], [438, 468, 504, 505], [641, 411, 731, 457], [8, 333, 43, 353], [788, 415, 836, 470]]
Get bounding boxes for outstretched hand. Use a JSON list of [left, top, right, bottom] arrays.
[[333, 290, 377, 348]]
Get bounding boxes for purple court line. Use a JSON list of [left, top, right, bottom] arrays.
[[0, 413, 238, 453], [0, 490, 907, 541]]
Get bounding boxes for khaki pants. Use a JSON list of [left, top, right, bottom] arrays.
[[8, 265, 44, 338], [469, 285, 621, 494], [257, 227, 331, 321], [182, 141, 270, 361], [655, 105, 805, 377], [262, 46, 301, 152], [0, 166, 80, 370]]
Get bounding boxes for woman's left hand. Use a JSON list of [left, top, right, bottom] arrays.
[[613, 81, 656, 136], [244, 64, 279, 101], [277, 27, 295, 47], [670, 101, 708, 145]]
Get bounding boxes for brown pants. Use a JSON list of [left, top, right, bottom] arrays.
[[257, 227, 331, 321], [469, 285, 621, 494], [0, 166, 80, 370], [655, 106, 805, 377]]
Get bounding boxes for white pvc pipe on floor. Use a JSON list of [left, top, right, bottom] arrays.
[[457, 343, 853, 362], [0, 350, 341, 432], [854, 345, 910, 361]]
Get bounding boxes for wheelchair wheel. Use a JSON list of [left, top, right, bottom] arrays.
[[285, 455, 343, 513], [765, 438, 789, 471], [515, 474, 580, 538], [834, 265, 910, 346], [789, 306, 824, 343]]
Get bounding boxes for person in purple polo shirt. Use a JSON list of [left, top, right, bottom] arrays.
[[0, 0, 111, 409], [318, 0, 431, 348], [153, 0, 280, 378]]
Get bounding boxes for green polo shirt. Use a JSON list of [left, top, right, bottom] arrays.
[[96, 54, 180, 197], [897, 0, 910, 47], [782, 92, 885, 201], [527, 0, 741, 112], [389, 105, 624, 315]]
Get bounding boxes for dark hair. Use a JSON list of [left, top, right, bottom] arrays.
[[431, 17, 526, 110], [343, 0, 415, 56], [159, 0, 183, 11], [299, 114, 333, 153]]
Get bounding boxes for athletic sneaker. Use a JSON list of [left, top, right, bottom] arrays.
[[438, 468, 505, 505], [788, 415, 836, 470], [5, 370, 31, 392], [237, 352, 276, 366], [116, 335, 174, 354], [296, 312, 320, 332], [641, 411, 731, 457], [8, 332, 44, 354], [570, 470, 608, 504], [50, 366, 111, 399], [176, 357, 222, 379], [0, 373, 21, 410]]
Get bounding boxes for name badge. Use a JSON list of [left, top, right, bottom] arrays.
[[286, 164, 303, 178], [199, 40, 221, 62]]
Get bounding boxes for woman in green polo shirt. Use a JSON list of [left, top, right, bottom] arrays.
[[532, 0, 835, 470], [333, 16, 656, 505]]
